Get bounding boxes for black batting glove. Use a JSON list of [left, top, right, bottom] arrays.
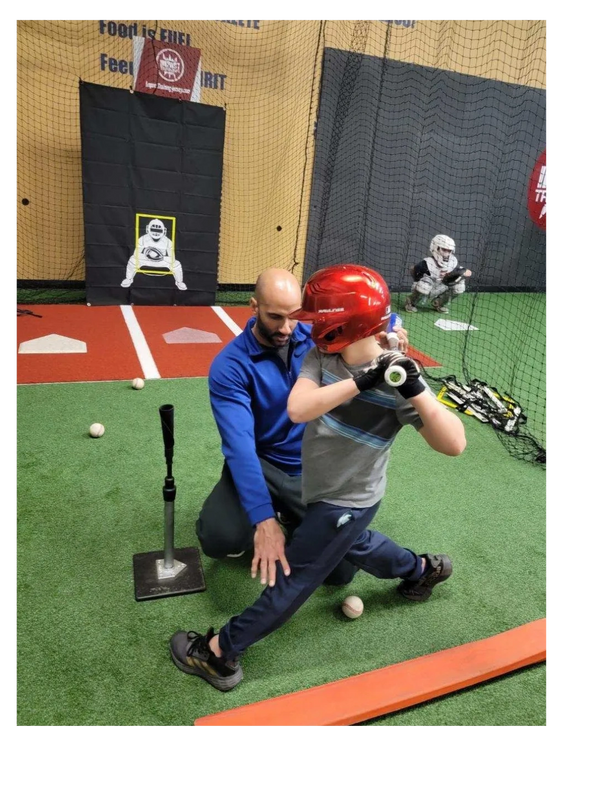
[[353, 352, 405, 392], [394, 357, 426, 400]]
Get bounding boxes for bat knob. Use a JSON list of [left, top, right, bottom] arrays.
[[384, 364, 407, 387]]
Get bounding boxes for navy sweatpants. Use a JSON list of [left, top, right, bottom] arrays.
[[218, 501, 424, 660], [197, 459, 358, 585]]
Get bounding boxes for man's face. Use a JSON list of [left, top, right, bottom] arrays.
[[251, 298, 299, 348]]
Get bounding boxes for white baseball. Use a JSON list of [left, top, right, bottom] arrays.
[[341, 595, 364, 619], [132, 378, 145, 390], [89, 423, 105, 438]]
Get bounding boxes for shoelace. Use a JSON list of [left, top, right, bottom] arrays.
[[186, 630, 211, 657], [186, 629, 240, 669]]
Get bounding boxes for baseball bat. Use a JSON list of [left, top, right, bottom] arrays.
[[159, 404, 174, 477], [384, 363, 407, 387], [384, 353, 420, 388]]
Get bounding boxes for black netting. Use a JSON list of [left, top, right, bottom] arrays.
[[17, 20, 545, 462]]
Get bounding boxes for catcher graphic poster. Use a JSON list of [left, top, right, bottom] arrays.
[[122, 215, 187, 291], [80, 81, 224, 306]]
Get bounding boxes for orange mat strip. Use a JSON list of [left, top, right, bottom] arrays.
[[195, 618, 545, 726]]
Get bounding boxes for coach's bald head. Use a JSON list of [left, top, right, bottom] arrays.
[[254, 269, 301, 306]]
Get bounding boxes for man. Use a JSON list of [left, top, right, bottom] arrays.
[[404, 234, 472, 313], [171, 265, 465, 691], [197, 268, 408, 587]]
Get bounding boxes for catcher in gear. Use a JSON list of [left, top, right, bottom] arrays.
[[404, 234, 472, 313], [121, 219, 187, 290]]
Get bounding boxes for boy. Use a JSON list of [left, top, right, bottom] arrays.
[[169, 264, 466, 691]]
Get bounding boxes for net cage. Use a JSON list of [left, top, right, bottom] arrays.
[[17, 20, 545, 463]]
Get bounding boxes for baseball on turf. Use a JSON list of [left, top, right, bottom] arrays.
[[342, 595, 364, 619], [89, 423, 105, 438], [132, 378, 145, 390]]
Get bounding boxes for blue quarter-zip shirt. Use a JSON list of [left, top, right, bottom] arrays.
[[208, 317, 314, 526]]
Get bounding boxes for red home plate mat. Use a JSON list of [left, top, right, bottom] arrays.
[[131, 306, 238, 378], [17, 306, 143, 385], [17, 305, 240, 384], [17, 304, 440, 385]]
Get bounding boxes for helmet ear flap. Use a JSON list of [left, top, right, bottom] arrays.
[[323, 326, 344, 343]]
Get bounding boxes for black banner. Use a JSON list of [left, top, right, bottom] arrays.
[[80, 81, 224, 305]]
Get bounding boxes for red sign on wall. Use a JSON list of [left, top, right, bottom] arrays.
[[132, 37, 202, 101], [527, 149, 546, 230]]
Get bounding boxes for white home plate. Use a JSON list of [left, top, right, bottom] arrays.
[[18, 334, 87, 354], [434, 319, 479, 332], [163, 327, 222, 344]]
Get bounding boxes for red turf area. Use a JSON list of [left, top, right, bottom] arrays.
[[17, 304, 439, 385]]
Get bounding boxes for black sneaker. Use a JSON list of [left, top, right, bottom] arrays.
[[398, 553, 453, 601], [169, 627, 243, 691]]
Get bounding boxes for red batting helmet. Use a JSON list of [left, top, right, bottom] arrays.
[[289, 264, 391, 353]]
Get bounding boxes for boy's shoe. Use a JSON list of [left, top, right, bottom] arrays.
[[404, 299, 418, 312], [398, 553, 453, 602], [431, 300, 449, 313], [169, 627, 243, 691], [226, 551, 246, 558]]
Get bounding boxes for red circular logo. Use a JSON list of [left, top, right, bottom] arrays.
[[156, 49, 185, 83], [528, 150, 546, 230]]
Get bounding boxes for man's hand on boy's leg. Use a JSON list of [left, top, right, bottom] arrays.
[[253, 517, 291, 586]]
